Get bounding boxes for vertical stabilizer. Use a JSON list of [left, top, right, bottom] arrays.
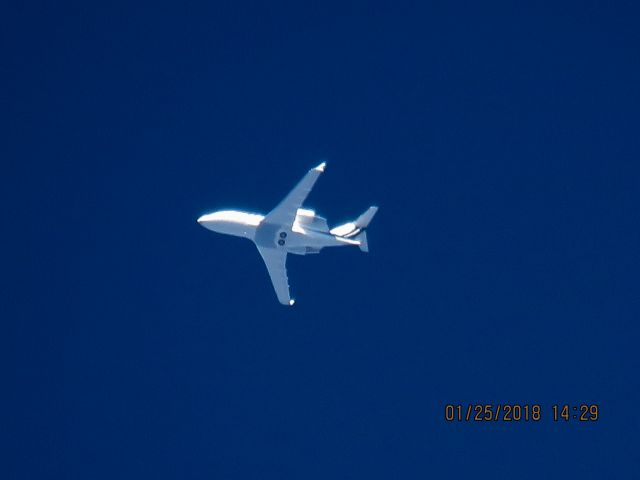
[[355, 231, 368, 252]]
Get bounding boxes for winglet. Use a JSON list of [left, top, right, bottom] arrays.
[[314, 161, 326, 172]]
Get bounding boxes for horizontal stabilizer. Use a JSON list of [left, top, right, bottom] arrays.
[[355, 206, 378, 229]]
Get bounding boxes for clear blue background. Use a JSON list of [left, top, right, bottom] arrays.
[[3, 1, 639, 478]]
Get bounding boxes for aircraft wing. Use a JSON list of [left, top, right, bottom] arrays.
[[257, 246, 294, 305], [263, 162, 326, 228]]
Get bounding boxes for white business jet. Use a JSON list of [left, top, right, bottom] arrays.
[[197, 162, 378, 305]]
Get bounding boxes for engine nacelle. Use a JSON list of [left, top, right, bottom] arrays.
[[294, 208, 329, 233]]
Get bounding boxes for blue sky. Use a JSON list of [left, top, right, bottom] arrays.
[[3, 1, 639, 478]]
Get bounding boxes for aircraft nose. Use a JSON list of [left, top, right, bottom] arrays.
[[197, 214, 223, 233]]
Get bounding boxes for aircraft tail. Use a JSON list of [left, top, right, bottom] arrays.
[[355, 230, 368, 252], [330, 206, 378, 252]]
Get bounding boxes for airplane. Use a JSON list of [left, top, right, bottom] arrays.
[[197, 162, 378, 305]]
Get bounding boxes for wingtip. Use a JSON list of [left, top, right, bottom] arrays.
[[289, 299, 296, 306], [314, 161, 326, 172]]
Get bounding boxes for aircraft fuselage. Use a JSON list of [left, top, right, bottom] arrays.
[[197, 209, 357, 255]]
